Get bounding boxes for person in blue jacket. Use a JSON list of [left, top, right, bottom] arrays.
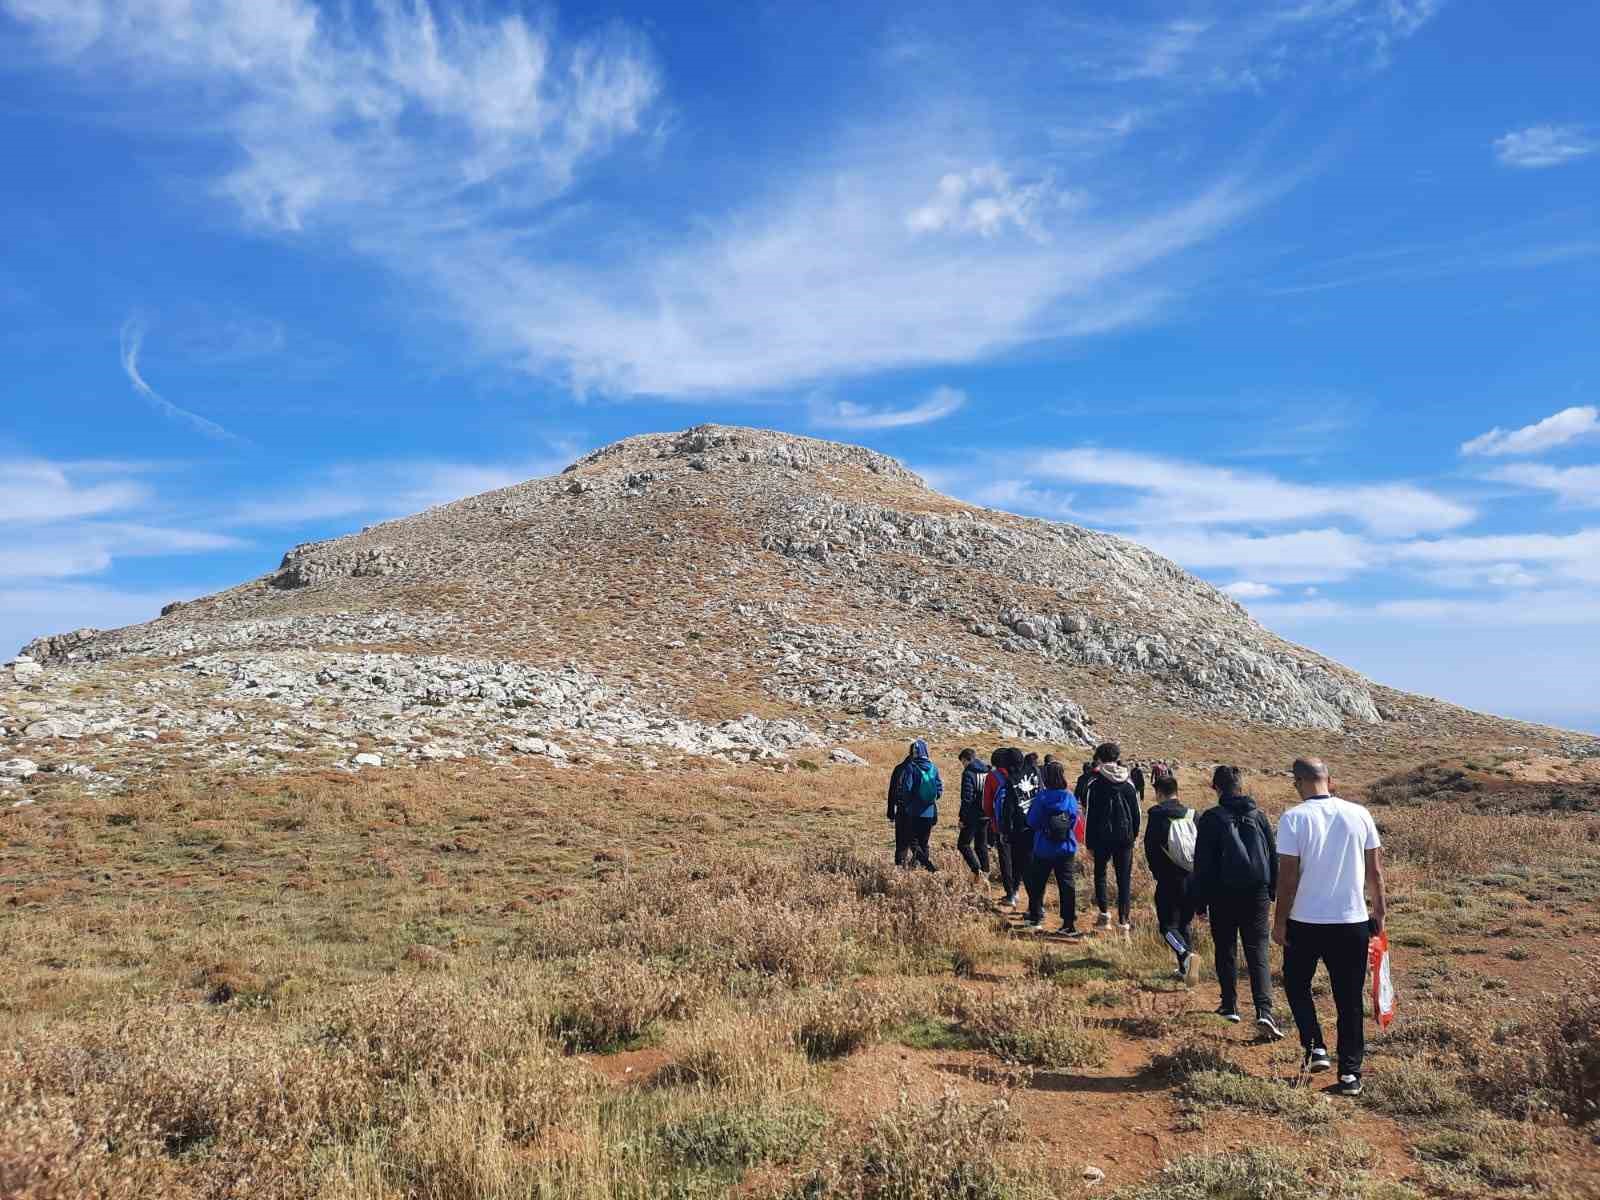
[[1023, 760, 1081, 936], [891, 738, 942, 871]]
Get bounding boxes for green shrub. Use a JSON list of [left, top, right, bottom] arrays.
[[652, 1104, 827, 1169], [1362, 1062, 1472, 1119]]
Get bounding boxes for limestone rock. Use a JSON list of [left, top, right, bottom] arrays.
[[828, 748, 868, 766], [1, 758, 39, 780], [352, 752, 383, 768]]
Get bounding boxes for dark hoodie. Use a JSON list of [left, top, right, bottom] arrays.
[[959, 756, 990, 821], [1083, 762, 1141, 853], [1193, 794, 1278, 901], [1144, 796, 1193, 881]]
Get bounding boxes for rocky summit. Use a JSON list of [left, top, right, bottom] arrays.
[[3, 425, 1581, 791]]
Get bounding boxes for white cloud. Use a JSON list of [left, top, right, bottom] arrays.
[[1461, 405, 1599, 457], [906, 168, 1065, 239], [0, 461, 148, 524], [1484, 462, 1600, 508], [1392, 529, 1600, 586], [1376, 590, 1600, 626], [0, 584, 205, 654], [1025, 448, 1473, 536], [1222, 580, 1280, 599], [120, 317, 238, 441], [0, 524, 243, 581], [810, 387, 965, 432], [1493, 124, 1598, 169]]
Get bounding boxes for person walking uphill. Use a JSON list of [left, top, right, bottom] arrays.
[[956, 749, 991, 882], [887, 739, 942, 871], [1082, 742, 1140, 929], [1274, 757, 1387, 1097], [999, 749, 1040, 908], [1024, 760, 1081, 935], [1144, 766, 1198, 982], [1193, 766, 1284, 1039]]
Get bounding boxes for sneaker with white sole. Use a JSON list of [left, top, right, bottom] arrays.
[[1118, 922, 1133, 933], [1095, 912, 1112, 928], [1215, 1007, 1242, 1023], [1303, 1047, 1333, 1074], [1023, 918, 1043, 931], [999, 895, 1016, 909], [1334, 1074, 1363, 1097], [1255, 1013, 1287, 1041]]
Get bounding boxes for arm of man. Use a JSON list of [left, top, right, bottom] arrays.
[[1365, 846, 1387, 933], [1262, 813, 1279, 901], [1272, 854, 1300, 946]]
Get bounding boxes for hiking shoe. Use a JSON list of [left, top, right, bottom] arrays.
[[1060, 924, 1082, 939], [1256, 1013, 1287, 1041], [1303, 1047, 1333, 1074], [1118, 921, 1133, 933], [1182, 952, 1199, 986], [999, 895, 1016, 909], [1023, 918, 1044, 931], [1095, 911, 1112, 928], [1334, 1074, 1363, 1097], [1215, 1007, 1242, 1023]]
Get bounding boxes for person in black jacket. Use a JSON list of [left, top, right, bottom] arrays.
[[886, 742, 917, 864], [1192, 765, 1285, 1039], [1082, 741, 1141, 929], [956, 748, 991, 882], [1000, 749, 1040, 907], [1143, 766, 1197, 982]]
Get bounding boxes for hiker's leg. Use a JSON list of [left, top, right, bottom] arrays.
[[996, 833, 1015, 897], [1210, 897, 1241, 1013], [974, 822, 990, 874], [1022, 855, 1048, 923], [1010, 834, 1033, 897], [1114, 844, 1134, 923], [1154, 874, 1183, 962], [893, 812, 910, 866], [1326, 922, 1371, 1076], [1093, 850, 1111, 914], [913, 818, 937, 871], [1240, 896, 1274, 1017], [958, 820, 982, 874], [1054, 855, 1077, 929], [1282, 921, 1325, 1052]]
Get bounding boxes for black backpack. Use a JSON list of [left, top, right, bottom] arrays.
[[1093, 777, 1137, 845], [1006, 771, 1039, 837], [1219, 812, 1271, 891]]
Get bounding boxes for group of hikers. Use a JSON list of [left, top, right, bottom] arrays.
[[887, 740, 1387, 1096]]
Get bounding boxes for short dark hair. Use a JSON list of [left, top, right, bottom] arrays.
[[1023, 752, 1039, 768], [1041, 760, 1069, 790], [1153, 766, 1178, 796], [1094, 741, 1121, 764], [1211, 765, 1243, 796], [1043, 754, 1055, 764], [958, 748, 974, 763]]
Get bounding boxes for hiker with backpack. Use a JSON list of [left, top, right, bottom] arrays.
[[888, 739, 942, 871], [1144, 766, 1198, 982], [1023, 760, 1082, 935], [1274, 757, 1388, 1097], [1082, 742, 1141, 930], [983, 747, 1014, 901], [956, 748, 991, 882], [1193, 765, 1285, 1039], [999, 749, 1040, 909]]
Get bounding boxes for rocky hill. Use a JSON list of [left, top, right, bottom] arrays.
[[3, 425, 1584, 794]]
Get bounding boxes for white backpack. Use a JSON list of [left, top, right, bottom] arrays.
[[1165, 810, 1197, 872]]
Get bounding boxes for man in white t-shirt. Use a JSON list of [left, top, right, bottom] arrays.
[[1273, 757, 1387, 1097]]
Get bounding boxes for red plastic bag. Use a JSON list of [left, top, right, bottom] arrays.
[[1075, 810, 1086, 845], [1369, 929, 1396, 1030]]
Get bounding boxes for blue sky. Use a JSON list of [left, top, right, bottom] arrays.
[[2, 1, 1598, 732]]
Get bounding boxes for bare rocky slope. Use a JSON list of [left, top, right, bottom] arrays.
[[4, 425, 1588, 794]]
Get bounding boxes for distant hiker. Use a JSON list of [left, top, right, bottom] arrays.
[[889, 739, 942, 871], [1130, 762, 1147, 802], [1193, 766, 1284, 1040], [983, 748, 1015, 903], [1082, 742, 1140, 929], [887, 742, 917, 864], [1074, 760, 1096, 801], [1024, 760, 1081, 935], [957, 748, 991, 882], [1000, 750, 1041, 909], [1274, 757, 1387, 1096], [1144, 766, 1198, 982], [1023, 752, 1041, 779]]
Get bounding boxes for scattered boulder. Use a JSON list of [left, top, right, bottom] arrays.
[[1, 759, 38, 780], [828, 748, 868, 766], [351, 752, 383, 768]]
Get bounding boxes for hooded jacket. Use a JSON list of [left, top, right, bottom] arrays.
[[1143, 796, 1193, 881], [1027, 787, 1080, 860], [1001, 766, 1041, 839], [959, 757, 990, 821], [1193, 793, 1278, 901], [890, 739, 942, 823], [1083, 762, 1141, 853], [982, 766, 1009, 835]]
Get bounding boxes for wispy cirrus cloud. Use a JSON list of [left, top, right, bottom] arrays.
[[1482, 463, 1600, 508], [119, 318, 239, 442], [1494, 124, 1598, 169], [1461, 405, 1598, 456], [810, 387, 965, 432], [0, 460, 148, 524]]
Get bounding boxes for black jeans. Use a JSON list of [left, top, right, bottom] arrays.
[[1211, 893, 1274, 1017], [1092, 843, 1134, 922], [1284, 920, 1371, 1075], [1024, 853, 1076, 928], [902, 819, 934, 876], [957, 816, 990, 875], [1002, 831, 1033, 898], [1153, 870, 1194, 966]]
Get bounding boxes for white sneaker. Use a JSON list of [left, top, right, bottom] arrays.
[[1118, 922, 1132, 933], [1095, 912, 1112, 928], [1256, 1013, 1287, 1041]]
